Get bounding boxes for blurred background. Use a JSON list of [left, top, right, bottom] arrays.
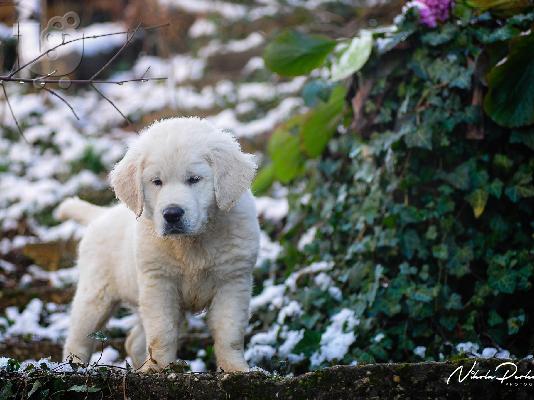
[[0, 0, 401, 371]]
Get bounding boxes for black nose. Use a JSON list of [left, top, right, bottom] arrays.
[[163, 206, 184, 223]]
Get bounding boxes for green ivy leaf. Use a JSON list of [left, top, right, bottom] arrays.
[[88, 331, 109, 342], [507, 310, 525, 335], [404, 126, 432, 150], [68, 385, 101, 393], [263, 30, 336, 76], [27, 380, 42, 398], [488, 310, 504, 326], [466, 189, 488, 218], [432, 244, 449, 260], [330, 31, 373, 81], [484, 31, 534, 127], [488, 265, 516, 294], [487, 179, 503, 198], [0, 382, 13, 400], [442, 162, 472, 190], [301, 85, 346, 157], [293, 330, 322, 356], [400, 229, 421, 260]]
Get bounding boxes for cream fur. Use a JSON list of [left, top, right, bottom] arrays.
[[59, 118, 260, 372]]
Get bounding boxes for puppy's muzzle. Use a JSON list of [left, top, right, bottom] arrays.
[[162, 205, 186, 234]]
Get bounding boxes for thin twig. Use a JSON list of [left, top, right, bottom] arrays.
[[90, 23, 142, 81], [139, 66, 151, 80], [9, 22, 170, 77], [42, 87, 80, 120], [91, 83, 133, 128], [1, 83, 26, 141], [0, 76, 166, 85]]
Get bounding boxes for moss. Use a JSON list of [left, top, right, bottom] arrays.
[[1, 359, 533, 399]]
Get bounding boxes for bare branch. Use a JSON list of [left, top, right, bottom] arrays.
[[91, 83, 134, 129], [140, 66, 151, 80], [1, 83, 26, 141], [42, 87, 80, 120], [90, 23, 142, 81], [0, 21, 169, 138], [8, 22, 170, 78], [0, 76, 166, 85]]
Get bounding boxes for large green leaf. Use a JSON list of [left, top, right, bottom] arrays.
[[484, 31, 534, 128], [263, 30, 336, 76], [268, 116, 305, 183], [330, 31, 373, 81], [301, 85, 347, 157], [252, 163, 275, 195]]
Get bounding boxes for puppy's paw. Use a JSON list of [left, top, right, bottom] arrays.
[[218, 362, 250, 373], [138, 361, 162, 373]]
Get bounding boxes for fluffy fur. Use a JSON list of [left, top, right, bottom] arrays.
[[58, 118, 260, 372]]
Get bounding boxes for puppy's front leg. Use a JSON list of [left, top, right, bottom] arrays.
[[207, 276, 251, 372], [138, 272, 180, 372]]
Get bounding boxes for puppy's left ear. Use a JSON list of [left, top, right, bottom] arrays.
[[209, 132, 257, 211]]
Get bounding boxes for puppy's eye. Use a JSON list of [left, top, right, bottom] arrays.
[[187, 176, 202, 185], [152, 178, 163, 186]]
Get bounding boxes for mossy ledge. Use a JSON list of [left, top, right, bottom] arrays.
[[1, 358, 533, 399]]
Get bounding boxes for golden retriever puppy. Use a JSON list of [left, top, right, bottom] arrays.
[[57, 117, 259, 372]]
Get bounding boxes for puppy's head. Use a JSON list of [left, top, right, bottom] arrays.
[[109, 118, 256, 236]]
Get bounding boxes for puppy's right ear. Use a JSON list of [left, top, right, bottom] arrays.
[[109, 148, 144, 218]]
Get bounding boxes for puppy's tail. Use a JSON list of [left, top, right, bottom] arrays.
[[55, 197, 106, 226]]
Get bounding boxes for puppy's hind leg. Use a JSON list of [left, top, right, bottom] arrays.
[[125, 321, 147, 369], [63, 277, 117, 364]]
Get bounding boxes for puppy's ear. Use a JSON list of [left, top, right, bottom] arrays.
[[109, 148, 144, 218], [209, 132, 257, 211]]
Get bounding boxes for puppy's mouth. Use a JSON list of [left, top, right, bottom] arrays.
[[162, 222, 189, 236]]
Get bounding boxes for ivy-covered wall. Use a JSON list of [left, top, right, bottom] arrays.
[[250, 1, 534, 371]]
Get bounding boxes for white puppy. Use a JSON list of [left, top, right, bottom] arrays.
[[57, 117, 260, 372]]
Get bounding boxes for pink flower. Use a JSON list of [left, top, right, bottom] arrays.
[[408, 0, 453, 28]]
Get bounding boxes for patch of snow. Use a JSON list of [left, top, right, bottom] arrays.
[[456, 342, 479, 355], [188, 358, 207, 372], [413, 346, 426, 358], [107, 313, 138, 332], [245, 344, 276, 364], [159, 0, 247, 20], [90, 346, 120, 365], [209, 97, 304, 138], [279, 329, 304, 359], [1, 299, 70, 341], [311, 308, 359, 366], [189, 18, 217, 38], [250, 283, 285, 311], [257, 231, 282, 266], [286, 261, 334, 292], [199, 33, 264, 57], [277, 301, 302, 324], [250, 325, 279, 346], [255, 196, 289, 222], [243, 57, 265, 74]]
